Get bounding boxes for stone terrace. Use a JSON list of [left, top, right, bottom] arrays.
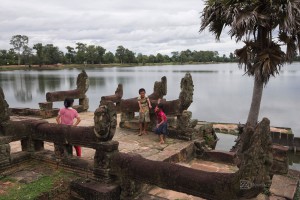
[[9, 112, 238, 200], [8, 112, 299, 200]]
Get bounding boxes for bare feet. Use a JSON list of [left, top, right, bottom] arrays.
[[159, 140, 165, 144], [143, 130, 148, 135], [138, 132, 143, 136]]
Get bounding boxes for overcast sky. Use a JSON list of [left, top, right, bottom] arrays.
[[0, 0, 242, 56]]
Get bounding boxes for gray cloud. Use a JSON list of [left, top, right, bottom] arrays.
[[0, 0, 241, 55]]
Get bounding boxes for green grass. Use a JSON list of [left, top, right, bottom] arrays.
[[0, 170, 75, 200], [294, 185, 300, 200]]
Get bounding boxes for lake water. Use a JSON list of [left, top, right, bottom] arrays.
[[0, 63, 299, 136], [1, 63, 300, 168]]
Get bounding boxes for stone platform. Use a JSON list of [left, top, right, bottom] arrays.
[[6, 112, 300, 200]]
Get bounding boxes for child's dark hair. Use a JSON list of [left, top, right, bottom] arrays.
[[157, 103, 164, 112], [64, 98, 74, 108], [139, 88, 146, 94]]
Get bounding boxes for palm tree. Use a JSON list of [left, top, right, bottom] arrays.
[[200, 0, 300, 127]]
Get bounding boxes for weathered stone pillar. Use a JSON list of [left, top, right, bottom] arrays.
[[94, 141, 119, 182], [54, 143, 71, 159], [33, 140, 44, 151], [179, 73, 194, 112], [39, 102, 54, 118], [21, 138, 34, 152], [177, 110, 192, 130], [120, 176, 142, 200], [79, 95, 89, 111], [120, 112, 134, 123], [0, 144, 10, 170]]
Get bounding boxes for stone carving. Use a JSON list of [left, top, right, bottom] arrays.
[[39, 70, 89, 118], [160, 73, 197, 140], [118, 76, 167, 114], [233, 118, 273, 198], [148, 76, 167, 99], [117, 73, 197, 140], [156, 73, 193, 115], [101, 84, 123, 104], [0, 87, 9, 123], [111, 118, 273, 199], [179, 72, 193, 112], [76, 70, 89, 93], [94, 101, 117, 142], [46, 70, 89, 102]]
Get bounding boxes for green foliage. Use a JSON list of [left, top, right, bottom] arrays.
[[10, 35, 29, 65], [203, 133, 215, 146], [103, 51, 115, 63], [294, 184, 300, 200], [1, 35, 241, 66]]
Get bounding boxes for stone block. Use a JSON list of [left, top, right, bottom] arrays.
[[34, 140, 44, 151], [79, 97, 89, 111], [272, 132, 280, 145], [279, 133, 288, 146], [204, 150, 235, 164], [294, 137, 300, 150], [271, 145, 288, 175], [287, 134, 294, 147], [270, 175, 298, 200], [0, 136, 13, 145], [10, 152, 31, 165], [38, 102, 53, 110], [120, 112, 135, 122], [73, 105, 85, 113], [0, 144, 10, 168], [167, 128, 194, 141], [40, 109, 58, 119], [272, 144, 288, 162], [119, 120, 140, 130], [70, 178, 120, 200]]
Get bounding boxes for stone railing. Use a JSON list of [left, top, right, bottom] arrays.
[[1, 100, 118, 182], [38, 70, 89, 118], [113, 73, 204, 141], [0, 86, 279, 200]]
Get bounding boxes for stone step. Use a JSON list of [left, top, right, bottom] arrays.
[[270, 174, 298, 200], [70, 178, 120, 200], [0, 136, 14, 144]]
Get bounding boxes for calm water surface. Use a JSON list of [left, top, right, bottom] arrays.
[[0, 63, 299, 136]]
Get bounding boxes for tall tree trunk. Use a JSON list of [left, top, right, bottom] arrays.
[[246, 77, 264, 127], [18, 53, 21, 65]]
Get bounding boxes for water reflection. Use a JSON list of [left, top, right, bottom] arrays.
[[172, 70, 218, 73], [217, 133, 300, 171], [12, 73, 33, 102], [288, 152, 300, 170], [37, 74, 46, 94]]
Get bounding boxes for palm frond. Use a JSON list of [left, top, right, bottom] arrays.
[[253, 42, 285, 83]]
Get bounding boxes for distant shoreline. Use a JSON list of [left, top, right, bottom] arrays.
[[0, 62, 237, 71]]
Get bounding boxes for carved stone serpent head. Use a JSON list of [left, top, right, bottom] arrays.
[[94, 101, 117, 141]]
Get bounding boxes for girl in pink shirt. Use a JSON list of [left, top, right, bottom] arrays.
[[56, 98, 81, 156], [155, 103, 168, 144]]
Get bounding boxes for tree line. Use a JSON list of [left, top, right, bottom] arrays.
[[2, 34, 298, 66]]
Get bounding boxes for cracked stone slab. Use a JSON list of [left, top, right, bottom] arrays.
[[270, 174, 298, 200]]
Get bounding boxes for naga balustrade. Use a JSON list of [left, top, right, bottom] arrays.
[[0, 84, 274, 200], [38, 70, 89, 118]]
